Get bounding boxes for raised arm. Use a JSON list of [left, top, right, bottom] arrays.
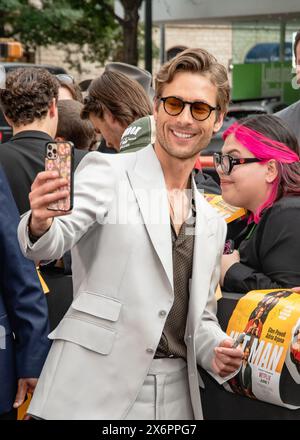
[[18, 152, 115, 262]]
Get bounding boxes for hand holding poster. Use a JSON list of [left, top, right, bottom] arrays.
[[224, 289, 300, 408]]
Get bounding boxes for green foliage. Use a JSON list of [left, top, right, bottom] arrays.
[[138, 23, 159, 61], [0, 0, 153, 71], [0, 0, 121, 68], [65, 0, 121, 66]]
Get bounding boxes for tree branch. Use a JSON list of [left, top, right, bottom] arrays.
[[102, 2, 124, 26]]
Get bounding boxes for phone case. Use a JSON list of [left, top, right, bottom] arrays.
[[45, 141, 74, 211], [223, 239, 235, 255]]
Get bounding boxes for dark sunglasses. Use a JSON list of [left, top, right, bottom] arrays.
[[213, 152, 262, 175], [55, 73, 74, 84], [159, 96, 220, 121]]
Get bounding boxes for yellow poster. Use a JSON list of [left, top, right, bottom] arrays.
[[203, 194, 246, 223], [36, 267, 49, 294], [225, 289, 300, 408]]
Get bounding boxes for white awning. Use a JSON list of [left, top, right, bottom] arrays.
[[115, 0, 300, 25]]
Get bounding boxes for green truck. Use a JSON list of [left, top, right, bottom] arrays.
[[232, 61, 299, 110]]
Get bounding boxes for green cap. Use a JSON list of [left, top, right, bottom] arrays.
[[120, 115, 156, 153]]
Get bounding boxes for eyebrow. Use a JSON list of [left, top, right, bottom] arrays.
[[170, 95, 210, 105], [223, 148, 241, 155]]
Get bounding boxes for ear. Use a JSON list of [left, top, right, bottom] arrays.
[[213, 112, 225, 134], [49, 98, 57, 118], [153, 97, 160, 123], [105, 108, 126, 131], [265, 159, 278, 183], [104, 107, 115, 123], [3, 113, 12, 127]]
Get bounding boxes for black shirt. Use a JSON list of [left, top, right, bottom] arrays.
[[223, 196, 300, 293]]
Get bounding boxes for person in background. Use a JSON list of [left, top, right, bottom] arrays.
[[18, 48, 242, 420], [56, 73, 83, 103], [215, 114, 300, 293], [0, 166, 50, 420], [0, 67, 88, 331], [79, 62, 154, 100], [276, 30, 300, 144], [0, 67, 87, 215], [81, 70, 152, 152], [56, 100, 96, 151], [105, 61, 154, 99]]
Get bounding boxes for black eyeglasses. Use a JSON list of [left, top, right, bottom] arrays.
[[159, 96, 220, 121], [55, 74, 74, 84], [213, 152, 262, 175]]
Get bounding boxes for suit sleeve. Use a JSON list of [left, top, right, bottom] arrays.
[[223, 204, 300, 293], [195, 217, 239, 384], [0, 167, 50, 378]]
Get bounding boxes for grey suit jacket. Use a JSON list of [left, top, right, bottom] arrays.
[[276, 100, 300, 144], [18, 144, 230, 420]]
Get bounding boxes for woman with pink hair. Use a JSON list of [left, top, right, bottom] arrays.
[[214, 114, 300, 293]]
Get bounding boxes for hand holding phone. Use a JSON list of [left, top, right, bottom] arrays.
[[223, 239, 235, 255], [45, 141, 74, 211]]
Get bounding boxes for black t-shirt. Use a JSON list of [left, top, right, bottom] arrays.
[[224, 196, 300, 293]]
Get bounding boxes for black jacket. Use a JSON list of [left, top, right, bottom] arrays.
[[224, 196, 300, 293], [0, 130, 87, 214], [194, 169, 221, 195]]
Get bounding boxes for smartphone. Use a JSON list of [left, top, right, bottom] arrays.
[[232, 332, 246, 348], [45, 141, 74, 211], [223, 239, 235, 255]]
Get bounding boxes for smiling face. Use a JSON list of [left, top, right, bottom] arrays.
[[218, 134, 277, 213], [153, 71, 224, 162]]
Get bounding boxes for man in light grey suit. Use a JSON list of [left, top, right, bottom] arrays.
[[18, 48, 243, 420]]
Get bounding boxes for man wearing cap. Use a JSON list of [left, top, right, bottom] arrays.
[[81, 69, 152, 153], [105, 62, 155, 99], [18, 48, 242, 420], [79, 62, 154, 98]]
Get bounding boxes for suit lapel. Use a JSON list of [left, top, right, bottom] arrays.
[[127, 146, 173, 290]]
